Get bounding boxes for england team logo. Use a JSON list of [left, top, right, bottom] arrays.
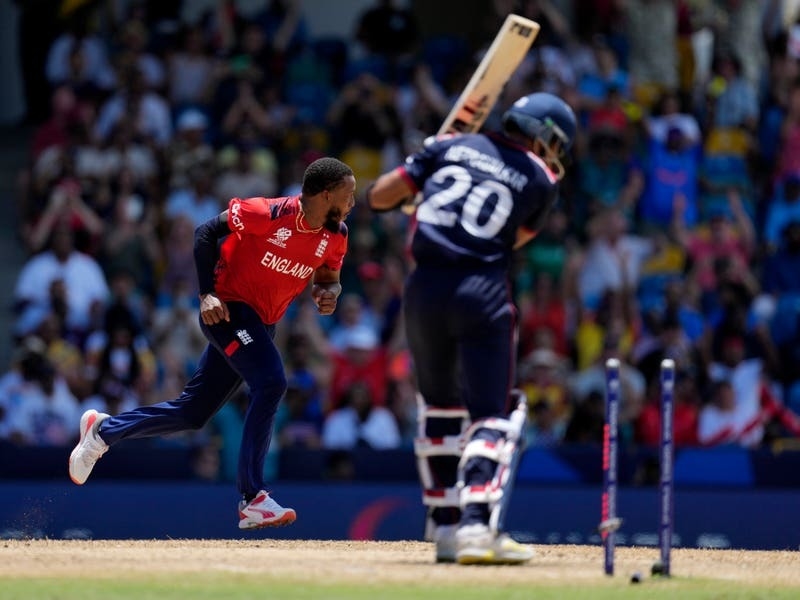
[[236, 329, 254, 345], [314, 236, 329, 258]]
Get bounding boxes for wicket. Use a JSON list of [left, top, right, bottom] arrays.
[[599, 358, 676, 577]]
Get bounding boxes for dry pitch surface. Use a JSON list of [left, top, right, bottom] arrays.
[[1, 539, 799, 586]]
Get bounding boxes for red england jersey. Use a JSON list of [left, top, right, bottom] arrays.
[[214, 196, 348, 324]]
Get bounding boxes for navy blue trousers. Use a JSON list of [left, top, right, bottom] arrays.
[[98, 302, 286, 498], [404, 265, 518, 525]]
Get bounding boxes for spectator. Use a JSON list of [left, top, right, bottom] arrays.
[[44, 14, 116, 97], [274, 376, 323, 449], [14, 225, 110, 343], [672, 188, 756, 312], [167, 24, 217, 109], [518, 348, 570, 446], [329, 324, 389, 410], [321, 381, 401, 450], [575, 207, 654, 313], [636, 368, 700, 447], [94, 65, 173, 148], [353, 0, 419, 82], [214, 142, 278, 202], [114, 19, 166, 92], [623, 0, 678, 107], [166, 108, 215, 191], [164, 165, 223, 228], [518, 272, 568, 358], [763, 173, 800, 252], [0, 337, 81, 446], [570, 332, 647, 446]]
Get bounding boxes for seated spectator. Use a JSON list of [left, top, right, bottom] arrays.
[[158, 215, 199, 301], [94, 64, 172, 147], [164, 165, 223, 228], [636, 369, 700, 447], [573, 288, 639, 372], [274, 376, 323, 449], [570, 332, 647, 446], [81, 377, 140, 417], [151, 277, 207, 380], [518, 273, 568, 359], [327, 293, 380, 352], [13, 225, 110, 344], [0, 337, 82, 446], [576, 36, 631, 110], [710, 52, 759, 133], [321, 382, 401, 450], [214, 142, 278, 202], [518, 348, 571, 447], [167, 109, 215, 191], [353, 0, 420, 82], [45, 15, 116, 97], [98, 176, 161, 295], [763, 174, 800, 252], [329, 324, 389, 410], [30, 85, 84, 162], [167, 24, 217, 109], [24, 178, 105, 255], [114, 19, 166, 92], [577, 111, 641, 225]]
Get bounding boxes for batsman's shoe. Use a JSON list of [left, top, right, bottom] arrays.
[[69, 409, 110, 485], [455, 523, 534, 565], [434, 524, 458, 563], [238, 491, 296, 529]]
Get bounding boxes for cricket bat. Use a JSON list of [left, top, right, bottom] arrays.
[[402, 14, 539, 213], [438, 14, 540, 136]]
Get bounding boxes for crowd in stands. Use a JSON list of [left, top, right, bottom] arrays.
[[3, 0, 800, 484]]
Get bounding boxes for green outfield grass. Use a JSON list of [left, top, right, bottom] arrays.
[[1, 575, 799, 600]]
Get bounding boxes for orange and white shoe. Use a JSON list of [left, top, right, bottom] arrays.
[[69, 409, 110, 485], [238, 491, 297, 529]]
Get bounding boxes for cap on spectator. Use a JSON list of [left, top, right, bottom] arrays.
[[177, 109, 208, 132], [527, 348, 561, 369], [343, 325, 379, 351]]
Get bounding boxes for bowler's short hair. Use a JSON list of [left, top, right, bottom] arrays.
[[302, 157, 353, 196]]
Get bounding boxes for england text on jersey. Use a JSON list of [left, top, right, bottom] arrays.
[[260, 251, 314, 279]]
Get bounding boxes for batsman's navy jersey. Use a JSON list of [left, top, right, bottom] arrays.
[[215, 196, 348, 324], [399, 132, 559, 269], [399, 132, 560, 421]]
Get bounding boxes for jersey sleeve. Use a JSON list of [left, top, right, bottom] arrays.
[[521, 183, 559, 234], [227, 197, 272, 235], [400, 134, 450, 191], [323, 223, 349, 271]]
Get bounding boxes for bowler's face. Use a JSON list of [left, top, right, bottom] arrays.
[[324, 175, 357, 231]]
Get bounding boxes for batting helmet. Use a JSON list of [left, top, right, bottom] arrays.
[[502, 92, 577, 178]]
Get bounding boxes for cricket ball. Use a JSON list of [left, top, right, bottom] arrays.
[[630, 571, 642, 584]]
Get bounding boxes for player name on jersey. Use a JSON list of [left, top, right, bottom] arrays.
[[443, 145, 529, 192]]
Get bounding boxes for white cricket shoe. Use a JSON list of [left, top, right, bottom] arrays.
[[238, 491, 296, 529], [434, 524, 459, 563], [455, 523, 534, 565], [68, 409, 110, 485]]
